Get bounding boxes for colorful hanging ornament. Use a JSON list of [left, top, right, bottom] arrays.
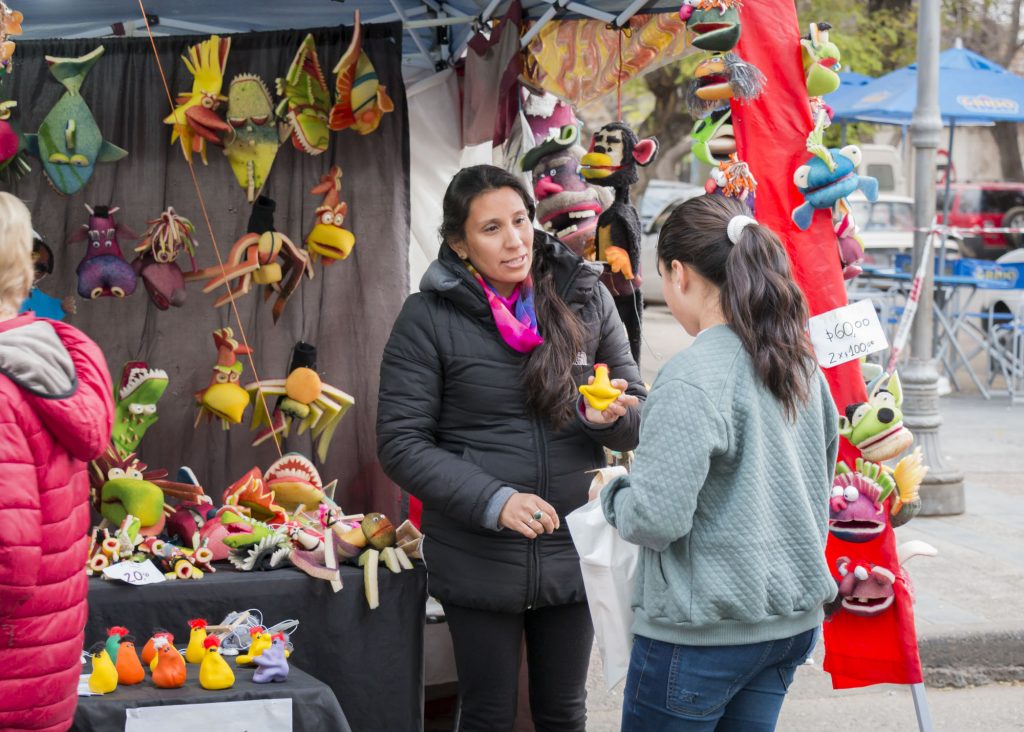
[[194, 327, 253, 429], [223, 74, 285, 202], [801, 22, 842, 97], [791, 144, 878, 231], [245, 342, 354, 462], [25, 47, 128, 195], [111, 361, 169, 459], [133, 207, 199, 309], [304, 166, 355, 264], [70, 204, 138, 300], [276, 33, 331, 155], [837, 371, 913, 463], [0, 100, 28, 181], [706, 153, 757, 210], [164, 35, 232, 165], [679, 0, 742, 53], [186, 196, 311, 322], [0, 1, 23, 74], [685, 52, 766, 119], [689, 107, 735, 167], [329, 10, 395, 135]]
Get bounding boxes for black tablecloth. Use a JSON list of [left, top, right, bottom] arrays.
[[72, 665, 349, 732], [86, 564, 426, 732]]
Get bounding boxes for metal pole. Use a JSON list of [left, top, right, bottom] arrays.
[[905, 0, 965, 514], [939, 120, 956, 270]]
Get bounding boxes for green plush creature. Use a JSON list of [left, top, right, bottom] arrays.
[[111, 362, 169, 459], [838, 372, 914, 462], [680, 0, 742, 53], [276, 33, 331, 156], [224, 74, 285, 202], [690, 108, 734, 166], [90, 448, 166, 534], [24, 46, 128, 195], [801, 22, 842, 97]]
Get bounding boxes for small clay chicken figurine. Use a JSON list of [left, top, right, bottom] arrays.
[[151, 636, 187, 688], [185, 618, 208, 664], [235, 625, 272, 666], [115, 638, 146, 685], [141, 630, 174, 669], [88, 646, 119, 694], [252, 633, 290, 683], [198, 636, 235, 690], [578, 364, 623, 412], [104, 626, 129, 665]]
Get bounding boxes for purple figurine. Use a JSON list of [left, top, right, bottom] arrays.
[[71, 204, 138, 299], [252, 634, 289, 683]]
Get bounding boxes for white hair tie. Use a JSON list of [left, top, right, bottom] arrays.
[[727, 215, 758, 245]]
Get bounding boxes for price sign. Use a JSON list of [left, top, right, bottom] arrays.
[[102, 559, 166, 586], [807, 299, 888, 368], [126, 699, 292, 731]]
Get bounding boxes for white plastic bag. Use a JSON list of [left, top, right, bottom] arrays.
[[566, 466, 638, 690]]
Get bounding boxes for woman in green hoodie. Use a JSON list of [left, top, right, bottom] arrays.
[[599, 194, 839, 731]]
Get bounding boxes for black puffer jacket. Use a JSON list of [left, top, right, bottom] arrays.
[[377, 233, 645, 612]]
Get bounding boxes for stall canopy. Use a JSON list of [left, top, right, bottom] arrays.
[[16, 0, 681, 70]]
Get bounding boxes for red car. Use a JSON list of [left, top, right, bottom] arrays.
[[937, 182, 1024, 258]]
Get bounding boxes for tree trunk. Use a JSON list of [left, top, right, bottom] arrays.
[[990, 122, 1024, 182], [635, 65, 692, 198]]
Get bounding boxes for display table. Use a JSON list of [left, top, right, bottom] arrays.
[[86, 564, 426, 732], [72, 665, 350, 732]]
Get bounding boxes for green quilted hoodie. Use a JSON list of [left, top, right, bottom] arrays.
[[602, 325, 839, 646]]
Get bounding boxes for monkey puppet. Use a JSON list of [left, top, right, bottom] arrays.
[[580, 122, 658, 365]]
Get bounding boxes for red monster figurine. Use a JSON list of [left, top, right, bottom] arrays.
[[70, 204, 138, 299]]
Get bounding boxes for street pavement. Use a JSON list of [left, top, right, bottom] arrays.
[[582, 305, 1024, 731]]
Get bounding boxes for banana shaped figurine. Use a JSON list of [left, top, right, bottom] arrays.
[[579, 363, 622, 412]]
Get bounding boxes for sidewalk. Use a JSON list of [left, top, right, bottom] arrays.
[[583, 307, 1024, 730]]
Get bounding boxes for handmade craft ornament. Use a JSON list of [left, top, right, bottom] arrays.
[[151, 637, 187, 688], [0, 1, 23, 73], [252, 634, 290, 683], [90, 448, 166, 534], [221, 508, 292, 572], [304, 166, 356, 263], [801, 22, 842, 97], [236, 627, 273, 666], [224, 74, 285, 202], [690, 107, 735, 167], [276, 33, 331, 155], [69, 204, 138, 299], [522, 89, 579, 145], [115, 638, 146, 685], [222, 468, 288, 525], [329, 10, 395, 135], [839, 372, 913, 462], [833, 199, 865, 280], [199, 636, 235, 690], [263, 453, 337, 513], [520, 124, 610, 258], [186, 196, 311, 322], [88, 646, 119, 694], [685, 52, 766, 119], [193, 328, 253, 428], [25, 47, 128, 195], [185, 618, 208, 664], [792, 145, 878, 231], [680, 0, 742, 52], [104, 626, 129, 664], [141, 631, 174, 668], [0, 100, 29, 181], [133, 207, 199, 309], [246, 342, 355, 462], [833, 557, 896, 617], [111, 362, 168, 458], [164, 35, 231, 165], [579, 363, 623, 412]]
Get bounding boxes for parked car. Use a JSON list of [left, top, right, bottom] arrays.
[[638, 187, 704, 304], [848, 192, 959, 267], [936, 182, 1024, 258]]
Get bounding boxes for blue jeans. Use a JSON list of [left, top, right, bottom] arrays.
[[621, 628, 818, 731]]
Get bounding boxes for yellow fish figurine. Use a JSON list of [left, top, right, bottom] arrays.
[[329, 10, 394, 135]]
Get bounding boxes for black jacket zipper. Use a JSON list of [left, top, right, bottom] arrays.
[[527, 417, 549, 610]]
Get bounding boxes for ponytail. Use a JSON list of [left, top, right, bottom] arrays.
[[657, 194, 815, 418]]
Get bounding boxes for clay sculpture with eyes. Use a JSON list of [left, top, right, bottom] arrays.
[[194, 327, 253, 428], [223, 74, 286, 202], [70, 205, 138, 299], [679, 0, 742, 53], [164, 35, 232, 165], [305, 165, 356, 264], [838, 372, 912, 462], [111, 361, 169, 459]]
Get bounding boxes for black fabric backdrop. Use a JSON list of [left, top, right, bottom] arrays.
[[2, 25, 410, 517]]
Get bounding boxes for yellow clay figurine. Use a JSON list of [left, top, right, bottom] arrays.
[[236, 626, 272, 666], [579, 363, 622, 412], [199, 636, 235, 690], [185, 618, 208, 664], [88, 648, 119, 694]]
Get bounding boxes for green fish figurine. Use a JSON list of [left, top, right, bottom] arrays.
[[275, 33, 330, 156], [25, 46, 127, 195], [223, 74, 284, 202]]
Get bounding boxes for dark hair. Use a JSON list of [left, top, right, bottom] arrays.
[[440, 165, 584, 428], [657, 194, 815, 418]]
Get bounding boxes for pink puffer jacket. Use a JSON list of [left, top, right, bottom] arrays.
[[0, 313, 113, 732]]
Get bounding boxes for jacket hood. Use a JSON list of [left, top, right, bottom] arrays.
[[420, 230, 603, 320], [0, 314, 113, 461]]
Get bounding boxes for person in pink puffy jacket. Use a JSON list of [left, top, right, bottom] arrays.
[[0, 192, 114, 732]]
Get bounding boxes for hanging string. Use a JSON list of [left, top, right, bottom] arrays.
[[136, 0, 284, 459], [616, 24, 624, 121]]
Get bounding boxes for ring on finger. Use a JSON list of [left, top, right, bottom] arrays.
[[532, 510, 544, 521]]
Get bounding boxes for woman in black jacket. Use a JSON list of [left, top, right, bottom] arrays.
[[377, 165, 645, 731]]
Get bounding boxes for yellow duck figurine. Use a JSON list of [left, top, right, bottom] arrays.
[[578, 363, 622, 412], [235, 626, 272, 666], [88, 647, 119, 694], [198, 636, 235, 690], [185, 618, 208, 664]]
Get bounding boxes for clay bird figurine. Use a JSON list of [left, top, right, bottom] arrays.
[[164, 35, 232, 165], [115, 639, 146, 685], [88, 646, 119, 694], [141, 630, 173, 668], [252, 634, 290, 683], [151, 637, 187, 688], [578, 363, 622, 412], [235, 626, 273, 666], [198, 636, 235, 690], [185, 618, 208, 664]]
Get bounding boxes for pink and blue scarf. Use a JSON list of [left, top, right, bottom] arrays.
[[466, 263, 544, 354]]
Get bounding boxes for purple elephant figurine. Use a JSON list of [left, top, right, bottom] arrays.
[[72, 204, 138, 299], [252, 635, 289, 683]]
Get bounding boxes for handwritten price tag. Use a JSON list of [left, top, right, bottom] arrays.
[[808, 299, 888, 368], [102, 559, 166, 586]]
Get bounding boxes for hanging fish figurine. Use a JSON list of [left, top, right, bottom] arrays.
[[70, 204, 138, 299], [329, 10, 395, 135], [24, 47, 128, 195], [164, 35, 232, 165], [0, 100, 29, 182], [223, 74, 285, 202], [275, 33, 330, 155], [0, 1, 23, 74]]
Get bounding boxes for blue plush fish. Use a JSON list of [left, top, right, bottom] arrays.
[[24, 46, 127, 195], [791, 145, 878, 231]]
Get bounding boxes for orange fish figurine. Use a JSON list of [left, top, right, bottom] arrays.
[[329, 10, 394, 135]]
